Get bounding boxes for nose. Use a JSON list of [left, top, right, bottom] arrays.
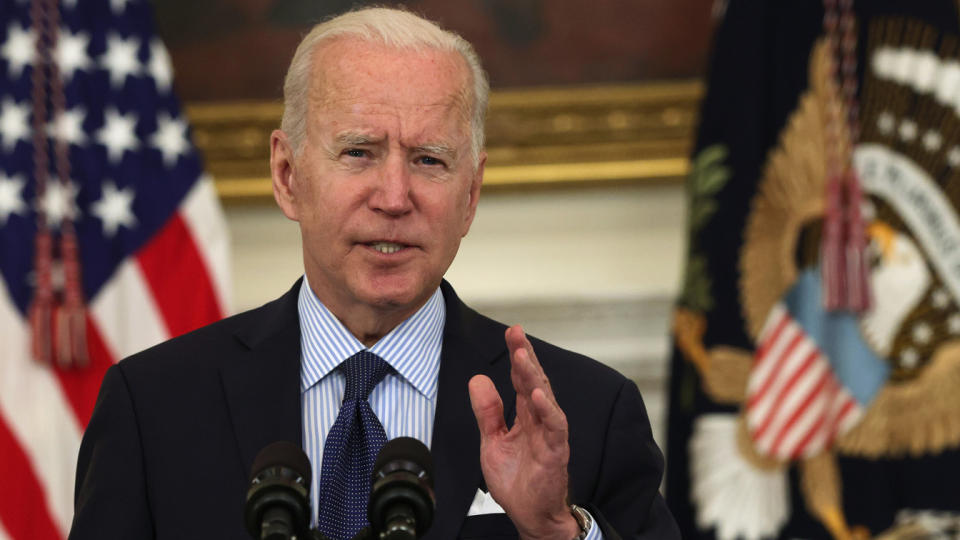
[[369, 154, 414, 216]]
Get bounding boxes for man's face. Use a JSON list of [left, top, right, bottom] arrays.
[[272, 37, 484, 323]]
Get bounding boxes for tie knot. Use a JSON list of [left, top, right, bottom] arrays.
[[342, 351, 390, 401]]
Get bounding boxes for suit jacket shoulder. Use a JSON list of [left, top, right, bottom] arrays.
[[72, 282, 304, 539]]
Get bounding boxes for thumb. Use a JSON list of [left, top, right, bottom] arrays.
[[469, 375, 506, 438]]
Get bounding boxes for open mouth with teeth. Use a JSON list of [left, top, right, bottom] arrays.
[[367, 241, 408, 254]]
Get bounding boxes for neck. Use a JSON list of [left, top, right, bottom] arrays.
[[305, 280, 433, 348]]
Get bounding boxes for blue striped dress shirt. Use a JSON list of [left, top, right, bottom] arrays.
[[298, 277, 443, 526], [296, 278, 602, 540]]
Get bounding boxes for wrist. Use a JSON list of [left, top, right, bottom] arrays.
[[517, 508, 582, 540]]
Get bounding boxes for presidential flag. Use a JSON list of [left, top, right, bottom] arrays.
[[0, 0, 230, 538], [667, 1, 960, 539]]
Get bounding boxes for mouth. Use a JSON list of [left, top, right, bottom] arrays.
[[365, 241, 410, 254]]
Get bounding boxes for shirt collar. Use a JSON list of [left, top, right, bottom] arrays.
[[297, 276, 445, 399]]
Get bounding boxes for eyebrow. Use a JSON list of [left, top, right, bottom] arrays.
[[334, 132, 458, 159], [414, 143, 457, 159], [334, 132, 384, 146]]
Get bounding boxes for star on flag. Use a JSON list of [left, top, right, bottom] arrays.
[[48, 106, 87, 147], [95, 108, 138, 163], [1, 21, 33, 78], [0, 97, 30, 152], [151, 112, 190, 167], [54, 28, 92, 82], [39, 179, 80, 227], [90, 181, 136, 236], [0, 172, 27, 224], [100, 33, 141, 88]]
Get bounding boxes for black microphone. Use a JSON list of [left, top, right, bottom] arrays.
[[367, 437, 436, 540], [245, 441, 313, 540]]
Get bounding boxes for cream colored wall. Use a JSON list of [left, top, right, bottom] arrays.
[[224, 182, 687, 446]]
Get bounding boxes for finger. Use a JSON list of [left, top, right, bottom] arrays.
[[511, 349, 554, 429], [530, 387, 568, 442], [468, 375, 507, 438], [506, 326, 554, 399], [510, 344, 559, 414], [505, 325, 538, 369]]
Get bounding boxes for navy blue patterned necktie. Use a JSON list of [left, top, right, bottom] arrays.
[[316, 351, 390, 540]]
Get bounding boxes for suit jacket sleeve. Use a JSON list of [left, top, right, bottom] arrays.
[[587, 378, 680, 540], [70, 364, 154, 539]]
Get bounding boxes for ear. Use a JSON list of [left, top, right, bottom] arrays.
[[270, 129, 299, 221], [461, 151, 485, 237]]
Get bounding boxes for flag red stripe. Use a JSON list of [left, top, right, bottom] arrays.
[[136, 213, 223, 337], [755, 310, 790, 361], [746, 329, 806, 409], [769, 367, 832, 455], [750, 347, 819, 440], [50, 317, 116, 429], [0, 414, 63, 540]]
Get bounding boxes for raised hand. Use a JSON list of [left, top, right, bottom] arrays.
[[468, 325, 580, 540]]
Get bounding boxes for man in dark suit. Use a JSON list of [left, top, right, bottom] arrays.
[[70, 7, 678, 540]]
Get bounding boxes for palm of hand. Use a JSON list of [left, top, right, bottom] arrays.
[[480, 393, 571, 524], [468, 326, 578, 540]]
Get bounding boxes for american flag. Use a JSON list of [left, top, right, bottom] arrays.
[[745, 302, 863, 461], [742, 266, 891, 462], [0, 0, 230, 538]]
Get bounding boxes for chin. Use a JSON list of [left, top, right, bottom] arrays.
[[355, 274, 434, 310]]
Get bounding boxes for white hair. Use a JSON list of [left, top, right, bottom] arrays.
[[280, 7, 490, 164]]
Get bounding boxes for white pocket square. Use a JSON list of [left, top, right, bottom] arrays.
[[466, 488, 506, 516]]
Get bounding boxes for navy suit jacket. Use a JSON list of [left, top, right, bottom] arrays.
[[70, 280, 678, 539]]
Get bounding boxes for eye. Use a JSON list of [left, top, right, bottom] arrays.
[[343, 148, 368, 158], [417, 155, 446, 167]]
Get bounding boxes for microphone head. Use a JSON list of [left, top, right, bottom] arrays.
[[249, 441, 312, 484], [245, 441, 312, 539], [373, 437, 433, 484], [369, 437, 436, 539]]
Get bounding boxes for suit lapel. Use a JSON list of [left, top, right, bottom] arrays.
[[220, 281, 303, 478], [427, 281, 514, 540]]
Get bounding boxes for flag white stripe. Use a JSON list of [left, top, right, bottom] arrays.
[[799, 380, 841, 459], [180, 176, 232, 315], [756, 304, 788, 343], [773, 370, 833, 458], [89, 258, 170, 360], [746, 314, 797, 395], [753, 356, 828, 451], [0, 284, 81, 536], [747, 335, 815, 428]]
